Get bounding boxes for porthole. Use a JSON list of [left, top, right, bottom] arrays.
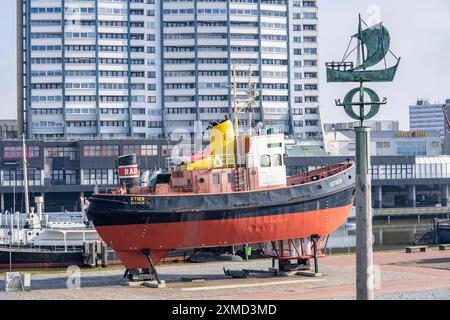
[[199, 178, 205, 183]]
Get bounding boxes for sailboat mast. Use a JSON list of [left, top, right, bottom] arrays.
[[247, 64, 253, 136], [358, 14, 366, 68], [22, 135, 30, 216]]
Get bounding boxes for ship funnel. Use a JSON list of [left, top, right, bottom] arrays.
[[187, 119, 237, 170], [117, 154, 140, 190]]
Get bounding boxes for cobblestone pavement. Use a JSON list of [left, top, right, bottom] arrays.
[[0, 249, 449, 300]]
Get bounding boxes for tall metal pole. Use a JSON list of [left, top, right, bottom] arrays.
[[13, 172, 16, 213], [247, 65, 253, 136], [355, 126, 374, 300], [17, 0, 25, 137], [22, 135, 30, 216], [9, 212, 12, 271]]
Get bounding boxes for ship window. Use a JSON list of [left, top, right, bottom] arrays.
[[260, 155, 271, 168], [272, 154, 282, 167], [268, 143, 282, 148], [213, 173, 220, 185], [228, 173, 235, 183]]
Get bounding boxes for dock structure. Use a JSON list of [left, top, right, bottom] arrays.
[[82, 241, 109, 268], [374, 207, 450, 221]]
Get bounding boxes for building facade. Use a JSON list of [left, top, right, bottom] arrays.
[[324, 129, 442, 157], [409, 98, 450, 139], [286, 155, 450, 209], [323, 120, 399, 133], [19, 0, 323, 146], [0, 139, 449, 212]]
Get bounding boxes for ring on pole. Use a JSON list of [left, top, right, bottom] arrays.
[[342, 87, 382, 121]]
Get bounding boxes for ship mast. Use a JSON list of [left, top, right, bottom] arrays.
[[22, 135, 30, 216], [247, 65, 254, 136], [232, 63, 239, 136], [232, 63, 257, 136], [359, 15, 366, 67]]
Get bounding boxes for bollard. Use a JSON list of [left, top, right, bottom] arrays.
[[89, 242, 96, 267], [101, 243, 108, 268], [22, 273, 31, 291]]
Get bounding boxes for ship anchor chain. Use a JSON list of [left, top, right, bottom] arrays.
[[335, 84, 387, 125]]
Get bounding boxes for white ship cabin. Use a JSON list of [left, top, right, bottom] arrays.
[[245, 133, 287, 188]]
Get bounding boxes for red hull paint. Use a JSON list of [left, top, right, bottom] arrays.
[[97, 204, 352, 269]]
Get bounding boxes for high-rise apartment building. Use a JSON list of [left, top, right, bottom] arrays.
[[19, 0, 323, 146]]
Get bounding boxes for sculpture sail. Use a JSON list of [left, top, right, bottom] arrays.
[[326, 19, 400, 83], [354, 23, 390, 71]]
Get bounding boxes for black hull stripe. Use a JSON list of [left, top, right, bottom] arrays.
[[0, 250, 83, 264], [88, 187, 354, 227]]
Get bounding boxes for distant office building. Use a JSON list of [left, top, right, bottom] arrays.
[[325, 130, 442, 157], [409, 98, 450, 139], [18, 0, 324, 146]]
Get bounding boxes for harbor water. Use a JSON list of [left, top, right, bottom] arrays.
[[326, 219, 432, 254]]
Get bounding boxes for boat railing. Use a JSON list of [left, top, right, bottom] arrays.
[[0, 243, 82, 252], [287, 162, 353, 186], [326, 61, 354, 71], [166, 153, 249, 171]]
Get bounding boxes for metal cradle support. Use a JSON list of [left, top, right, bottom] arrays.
[[311, 234, 320, 274], [143, 249, 162, 285]]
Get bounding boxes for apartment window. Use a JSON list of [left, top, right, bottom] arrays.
[[45, 147, 76, 160], [83, 146, 119, 158], [83, 169, 117, 186], [2, 169, 42, 187], [397, 142, 427, 156], [123, 145, 158, 156], [3, 146, 40, 159]]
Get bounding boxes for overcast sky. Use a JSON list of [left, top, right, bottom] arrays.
[[1, 0, 449, 130]]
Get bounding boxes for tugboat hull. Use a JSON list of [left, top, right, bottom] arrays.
[[87, 165, 355, 269]]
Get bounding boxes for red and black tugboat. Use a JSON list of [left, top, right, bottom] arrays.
[[86, 118, 355, 281]]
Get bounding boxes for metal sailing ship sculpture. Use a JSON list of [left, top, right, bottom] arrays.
[[326, 15, 401, 123]]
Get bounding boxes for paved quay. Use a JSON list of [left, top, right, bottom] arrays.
[[0, 248, 449, 300]]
